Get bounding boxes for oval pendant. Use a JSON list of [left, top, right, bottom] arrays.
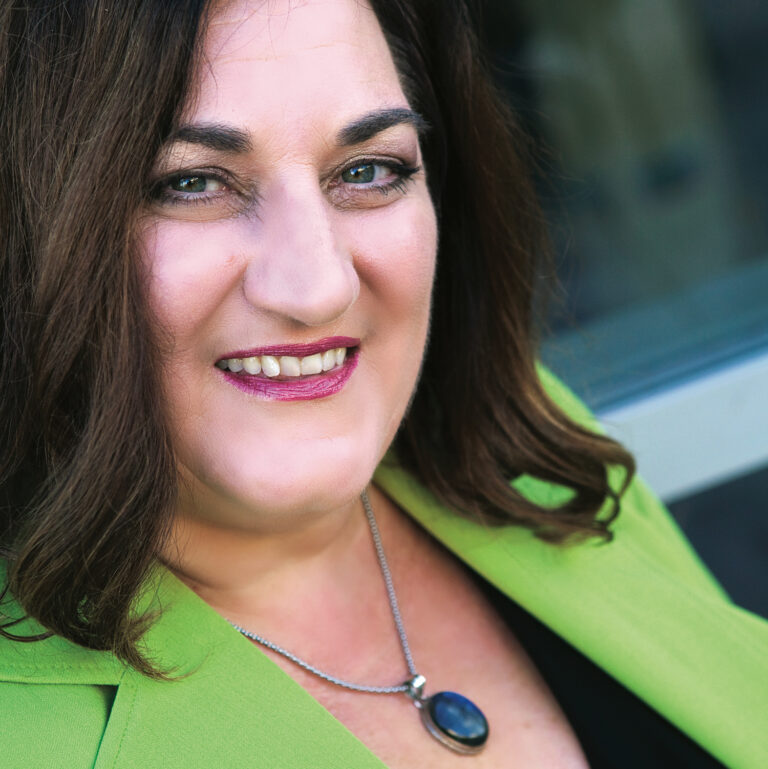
[[419, 691, 489, 754]]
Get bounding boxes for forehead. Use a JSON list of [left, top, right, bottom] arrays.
[[190, 0, 407, 137]]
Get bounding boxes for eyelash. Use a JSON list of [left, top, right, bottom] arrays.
[[149, 168, 237, 208], [149, 160, 421, 209], [330, 160, 421, 199]]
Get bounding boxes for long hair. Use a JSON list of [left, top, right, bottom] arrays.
[[377, 0, 635, 538], [1, 0, 633, 675], [0, 0, 207, 675]]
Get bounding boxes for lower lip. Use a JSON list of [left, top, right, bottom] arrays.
[[218, 348, 359, 401]]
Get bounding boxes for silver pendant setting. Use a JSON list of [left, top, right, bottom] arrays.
[[405, 675, 489, 754]]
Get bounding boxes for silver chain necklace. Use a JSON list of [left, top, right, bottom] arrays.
[[228, 489, 490, 754]]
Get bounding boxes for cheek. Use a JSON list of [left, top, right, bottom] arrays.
[[347, 194, 437, 436], [351, 195, 438, 314], [140, 219, 241, 342]]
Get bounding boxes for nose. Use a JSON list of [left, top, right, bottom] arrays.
[[241, 181, 359, 327]]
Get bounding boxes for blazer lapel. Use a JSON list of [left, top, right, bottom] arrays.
[[98, 569, 388, 769], [374, 462, 768, 769]]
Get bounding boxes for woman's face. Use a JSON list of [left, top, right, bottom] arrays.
[[141, 0, 437, 530]]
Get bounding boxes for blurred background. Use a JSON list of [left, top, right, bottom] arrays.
[[481, 0, 767, 618]]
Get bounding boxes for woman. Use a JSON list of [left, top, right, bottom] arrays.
[[1, 1, 765, 767]]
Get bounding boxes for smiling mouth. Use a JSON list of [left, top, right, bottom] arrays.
[[215, 337, 360, 401], [216, 345, 350, 378]]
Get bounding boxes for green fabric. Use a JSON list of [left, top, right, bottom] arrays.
[[2, 372, 766, 768], [1, 683, 114, 768]]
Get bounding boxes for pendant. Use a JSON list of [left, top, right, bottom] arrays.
[[405, 675, 489, 754]]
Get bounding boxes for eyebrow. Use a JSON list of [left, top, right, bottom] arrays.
[[166, 108, 428, 154], [167, 124, 252, 153], [336, 108, 429, 146]]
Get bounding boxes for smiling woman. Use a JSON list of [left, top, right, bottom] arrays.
[[141, 3, 437, 528], [1, 1, 766, 769]]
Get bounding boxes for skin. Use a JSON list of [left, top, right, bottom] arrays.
[[143, 1, 589, 766]]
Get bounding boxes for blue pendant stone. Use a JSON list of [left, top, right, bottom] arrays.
[[424, 691, 489, 750]]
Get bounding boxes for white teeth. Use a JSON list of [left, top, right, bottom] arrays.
[[321, 349, 336, 371], [242, 356, 261, 375], [218, 347, 350, 376], [261, 355, 280, 377], [279, 356, 301, 377], [300, 353, 323, 375]]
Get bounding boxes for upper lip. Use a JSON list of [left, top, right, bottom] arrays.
[[217, 336, 360, 362]]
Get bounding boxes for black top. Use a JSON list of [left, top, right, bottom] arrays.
[[477, 576, 729, 768]]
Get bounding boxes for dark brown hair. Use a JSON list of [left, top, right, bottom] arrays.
[[378, 0, 635, 537], [1, 0, 633, 674]]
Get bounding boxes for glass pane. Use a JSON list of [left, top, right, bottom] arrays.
[[484, 0, 768, 409]]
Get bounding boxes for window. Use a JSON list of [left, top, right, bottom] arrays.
[[483, 0, 768, 615]]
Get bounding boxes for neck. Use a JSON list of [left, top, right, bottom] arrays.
[[160, 485, 382, 623], [162, 484, 446, 714]]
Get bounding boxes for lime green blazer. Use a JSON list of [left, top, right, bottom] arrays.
[[2, 374, 767, 768]]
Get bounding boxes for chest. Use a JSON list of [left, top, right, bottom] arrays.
[[259, 531, 590, 768]]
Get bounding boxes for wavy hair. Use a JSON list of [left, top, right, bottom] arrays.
[[0, 0, 633, 675]]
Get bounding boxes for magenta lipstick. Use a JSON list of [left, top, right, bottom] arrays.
[[216, 337, 359, 401]]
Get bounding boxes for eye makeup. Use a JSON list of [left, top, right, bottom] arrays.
[[146, 115, 425, 218], [149, 168, 237, 208], [149, 158, 422, 214], [326, 158, 422, 207]]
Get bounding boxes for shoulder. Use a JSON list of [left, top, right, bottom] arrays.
[[537, 364, 728, 596], [0, 562, 123, 768], [0, 677, 114, 769], [384, 365, 727, 597], [0, 642, 117, 769]]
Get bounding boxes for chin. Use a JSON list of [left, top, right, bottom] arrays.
[[179, 431, 386, 531]]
